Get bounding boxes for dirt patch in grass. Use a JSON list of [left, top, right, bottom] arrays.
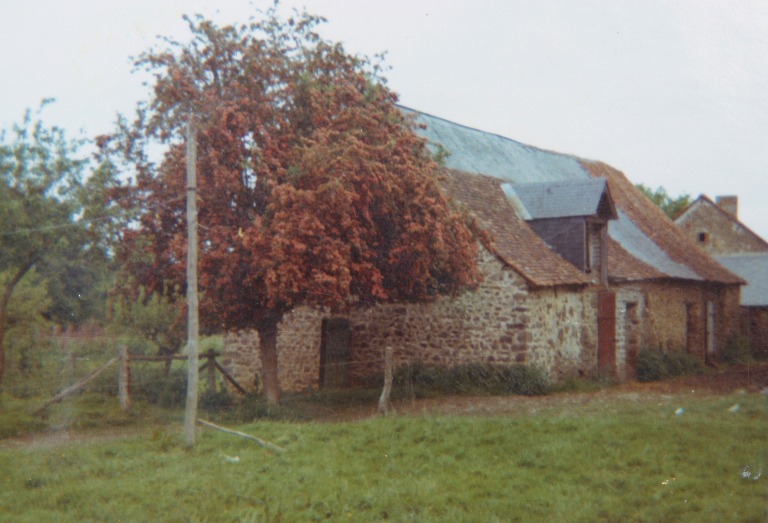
[[3, 363, 766, 447], [0, 425, 162, 450], [316, 362, 768, 421]]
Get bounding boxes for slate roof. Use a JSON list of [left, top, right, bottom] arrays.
[[715, 254, 768, 306], [408, 108, 591, 182], [502, 178, 616, 220], [406, 107, 743, 286]]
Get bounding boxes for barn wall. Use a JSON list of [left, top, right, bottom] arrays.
[[741, 306, 768, 359], [611, 281, 740, 364], [221, 261, 742, 394], [525, 287, 598, 380], [677, 202, 768, 255], [344, 251, 533, 383], [222, 249, 597, 394]]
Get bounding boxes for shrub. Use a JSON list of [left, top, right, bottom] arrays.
[[226, 393, 302, 422], [131, 366, 187, 408], [200, 389, 233, 411], [663, 350, 704, 376], [637, 350, 667, 382], [499, 365, 550, 396], [393, 362, 549, 397], [636, 349, 704, 382]]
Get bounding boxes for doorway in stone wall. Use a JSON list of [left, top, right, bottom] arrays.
[[320, 318, 351, 389], [685, 303, 697, 356], [705, 301, 716, 359], [624, 302, 640, 379]]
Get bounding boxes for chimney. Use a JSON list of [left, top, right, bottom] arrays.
[[716, 195, 738, 218]]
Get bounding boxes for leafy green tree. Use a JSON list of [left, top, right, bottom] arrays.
[[108, 286, 185, 359], [635, 183, 691, 219], [107, 9, 483, 403], [0, 269, 53, 376], [0, 105, 119, 382]]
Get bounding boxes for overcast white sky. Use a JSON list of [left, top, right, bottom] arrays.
[[2, 0, 767, 238]]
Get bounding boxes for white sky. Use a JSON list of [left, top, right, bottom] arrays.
[[2, 0, 767, 238]]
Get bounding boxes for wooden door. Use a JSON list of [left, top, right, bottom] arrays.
[[320, 318, 351, 389]]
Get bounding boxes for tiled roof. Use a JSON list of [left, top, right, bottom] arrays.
[[442, 170, 591, 287], [714, 253, 768, 306], [581, 161, 744, 285]]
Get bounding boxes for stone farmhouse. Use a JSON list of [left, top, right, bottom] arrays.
[[675, 195, 768, 358], [222, 109, 743, 393]]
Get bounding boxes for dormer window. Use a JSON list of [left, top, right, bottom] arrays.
[[698, 232, 708, 243], [587, 221, 605, 273], [502, 178, 617, 285]]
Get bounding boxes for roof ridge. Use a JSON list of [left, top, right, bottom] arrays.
[[398, 104, 590, 163]]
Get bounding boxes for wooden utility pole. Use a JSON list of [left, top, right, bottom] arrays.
[[118, 346, 131, 411], [378, 346, 394, 415], [184, 117, 200, 447]]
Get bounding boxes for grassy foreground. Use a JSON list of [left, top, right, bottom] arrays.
[[1, 394, 766, 522]]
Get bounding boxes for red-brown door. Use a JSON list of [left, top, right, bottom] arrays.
[[598, 291, 616, 374]]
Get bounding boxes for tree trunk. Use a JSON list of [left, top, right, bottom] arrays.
[[0, 260, 36, 384], [257, 315, 282, 404]]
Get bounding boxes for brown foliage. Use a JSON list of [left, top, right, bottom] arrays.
[[108, 9, 482, 334]]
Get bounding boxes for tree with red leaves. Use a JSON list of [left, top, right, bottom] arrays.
[[107, 8, 482, 403]]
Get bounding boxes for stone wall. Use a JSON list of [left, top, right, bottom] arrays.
[[220, 251, 742, 394], [344, 251, 534, 383], [638, 282, 695, 352], [741, 306, 768, 359], [612, 281, 740, 365], [221, 307, 324, 394], [221, 249, 599, 393], [525, 287, 598, 380]]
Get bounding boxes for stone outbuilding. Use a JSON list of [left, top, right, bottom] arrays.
[[676, 195, 768, 358], [222, 109, 743, 393]]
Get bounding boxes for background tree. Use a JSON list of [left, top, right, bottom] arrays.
[[107, 9, 483, 403], [108, 286, 185, 371], [0, 105, 118, 383], [635, 183, 691, 219], [0, 269, 53, 376]]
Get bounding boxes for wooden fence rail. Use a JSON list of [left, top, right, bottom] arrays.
[[34, 346, 248, 414], [34, 348, 247, 415], [36, 357, 118, 414], [117, 348, 246, 411]]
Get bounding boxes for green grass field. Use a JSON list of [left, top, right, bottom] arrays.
[[1, 393, 766, 522]]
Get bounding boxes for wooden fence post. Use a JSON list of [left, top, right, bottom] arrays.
[[118, 346, 131, 411], [378, 346, 394, 415]]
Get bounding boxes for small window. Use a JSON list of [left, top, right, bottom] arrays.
[[697, 232, 708, 243]]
